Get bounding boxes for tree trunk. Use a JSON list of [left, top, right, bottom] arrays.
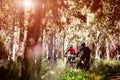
[[95, 42, 100, 59], [95, 30, 100, 59], [48, 31, 55, 64], [22, 0, 46, 80], [105, 39, 110, 60], [19, 0, 24, 42], [17, 0, 25, 60], [63, 30, 65, 57]]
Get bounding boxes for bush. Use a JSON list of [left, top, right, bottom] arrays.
[[60, 59, 120, 80], [0, 56, 50, 80], [41, 58, 49, 75], [90, 59, 120, 79], [0, 61, 21, 80], [60, 69, 88, 80]]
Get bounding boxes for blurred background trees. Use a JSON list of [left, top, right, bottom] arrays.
[[0, 0, 120, 79]]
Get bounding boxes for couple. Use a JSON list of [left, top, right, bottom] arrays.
[[65, 43, 91, 70]]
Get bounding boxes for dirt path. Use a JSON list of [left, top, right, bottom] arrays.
[[41, 59, 66, 80]]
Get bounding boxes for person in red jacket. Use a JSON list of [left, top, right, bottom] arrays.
[[65, 44, 76, 65]]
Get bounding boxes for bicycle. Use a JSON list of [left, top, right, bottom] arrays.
[[64, 54, 76, 67]]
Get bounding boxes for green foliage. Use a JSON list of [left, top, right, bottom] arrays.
[[0, 61, 21, 80], [60, 69, 88, 80], [90, 59, 120, 79], [41, 58, 50, 75], [0, 59, 120, 80], [0, 59, 50, 80], [60, 59, 120, 80]]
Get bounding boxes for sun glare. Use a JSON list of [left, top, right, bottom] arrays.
[[23, 0, 32, 10]]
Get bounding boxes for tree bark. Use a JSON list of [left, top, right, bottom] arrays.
[[105, 39, 110, 60], [48, 31, 55, 64], [22, 0, 46, 80], [95, 30, 100, 59]]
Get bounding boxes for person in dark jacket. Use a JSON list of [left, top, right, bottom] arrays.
[[77, 43, 91, 70]]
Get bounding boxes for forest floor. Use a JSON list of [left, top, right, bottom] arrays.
[[109, 76, 120, 80], [41, 58, 67, 80], [41, 58, 120, 80]]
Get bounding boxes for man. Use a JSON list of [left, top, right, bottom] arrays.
[[77, 43, 91, 70], [65, 44, 76, 66]]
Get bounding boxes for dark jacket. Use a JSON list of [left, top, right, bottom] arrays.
[[79, 46, 91, 63]]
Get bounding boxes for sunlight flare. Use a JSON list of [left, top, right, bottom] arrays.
[[23, 0, 32, 10]]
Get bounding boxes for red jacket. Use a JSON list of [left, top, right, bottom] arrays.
[[68, 48, 75, 55]]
